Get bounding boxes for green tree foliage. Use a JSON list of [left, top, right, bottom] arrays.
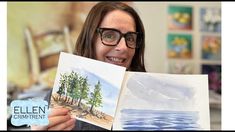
[[56, 70, 90, 106], [68, 71, 80, 105], [77, 76, 89, 107], [63, 72, 70, 103], [56, 73, 66, 101], [87, 81, 103, 114], [56, 70, 103, 115]]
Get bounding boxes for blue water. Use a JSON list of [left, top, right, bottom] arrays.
[[120, 109, 200, 130]]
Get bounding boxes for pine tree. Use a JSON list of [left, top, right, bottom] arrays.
[[56, 73, 66, 101], [87, 81, 102, 114], [64, 71, 74, 103], [68, 71, 80, 105], [77, 76, 89, 107]]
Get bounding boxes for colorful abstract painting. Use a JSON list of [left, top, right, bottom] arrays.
[[201, 36, 221, 60], [113, 72, 210, 130], [202, 65, 221, 94], [200, 7, 221, 32], [168, 5, 193, 30], [167, 34, 192, 59]]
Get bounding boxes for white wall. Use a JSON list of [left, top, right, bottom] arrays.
[[133, 2, 221, 73]]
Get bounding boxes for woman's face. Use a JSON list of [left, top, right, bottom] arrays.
[[94, 10, 136, 69]]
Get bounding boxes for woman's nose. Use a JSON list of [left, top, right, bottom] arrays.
[[115, 37, 128, 51]]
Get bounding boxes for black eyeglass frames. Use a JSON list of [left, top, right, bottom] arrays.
[[96, 27, 141, 49]]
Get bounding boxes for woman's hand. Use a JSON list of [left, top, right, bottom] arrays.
[[31, 107, 76, 130]]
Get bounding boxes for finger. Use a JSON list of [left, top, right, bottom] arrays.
[[30, 125, 47, 130], [48, 114, 71, 128], [64, 123, 76, 130], [53, 105, 64, 108], [48, 108, 70, 117], [48, 118, 76, 130]]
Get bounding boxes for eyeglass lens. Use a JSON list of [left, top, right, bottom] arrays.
[[100, 29, 138, 48]]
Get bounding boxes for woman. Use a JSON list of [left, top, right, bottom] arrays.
[[32, 1, 146, 130]]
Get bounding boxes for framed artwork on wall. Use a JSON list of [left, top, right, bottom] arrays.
[[168, 5, 193, 30], [200, 7, 221, 33], [201, 35, 221, 60], [167, 33, 193, 59], [201, 64, 221, 95], [168, 61, 194, 74]]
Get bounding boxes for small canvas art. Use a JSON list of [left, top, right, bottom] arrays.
[[168, 61, 194, 74], [168, 5, 193, 30], [202, 64, 221, 94], [200, 7, 221, 32], [201, 36, 221, 60], [167, 34, 192, 59], [50, 52, 126, 130], [113, 72, 210, 130]]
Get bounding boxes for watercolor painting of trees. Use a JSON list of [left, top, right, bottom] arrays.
[[50, 52, 126, 130]]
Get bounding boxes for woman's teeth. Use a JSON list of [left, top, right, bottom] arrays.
[[108, 57, 124, 63]]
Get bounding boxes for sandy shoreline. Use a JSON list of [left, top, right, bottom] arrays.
[[50, 93, 113, 130]]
